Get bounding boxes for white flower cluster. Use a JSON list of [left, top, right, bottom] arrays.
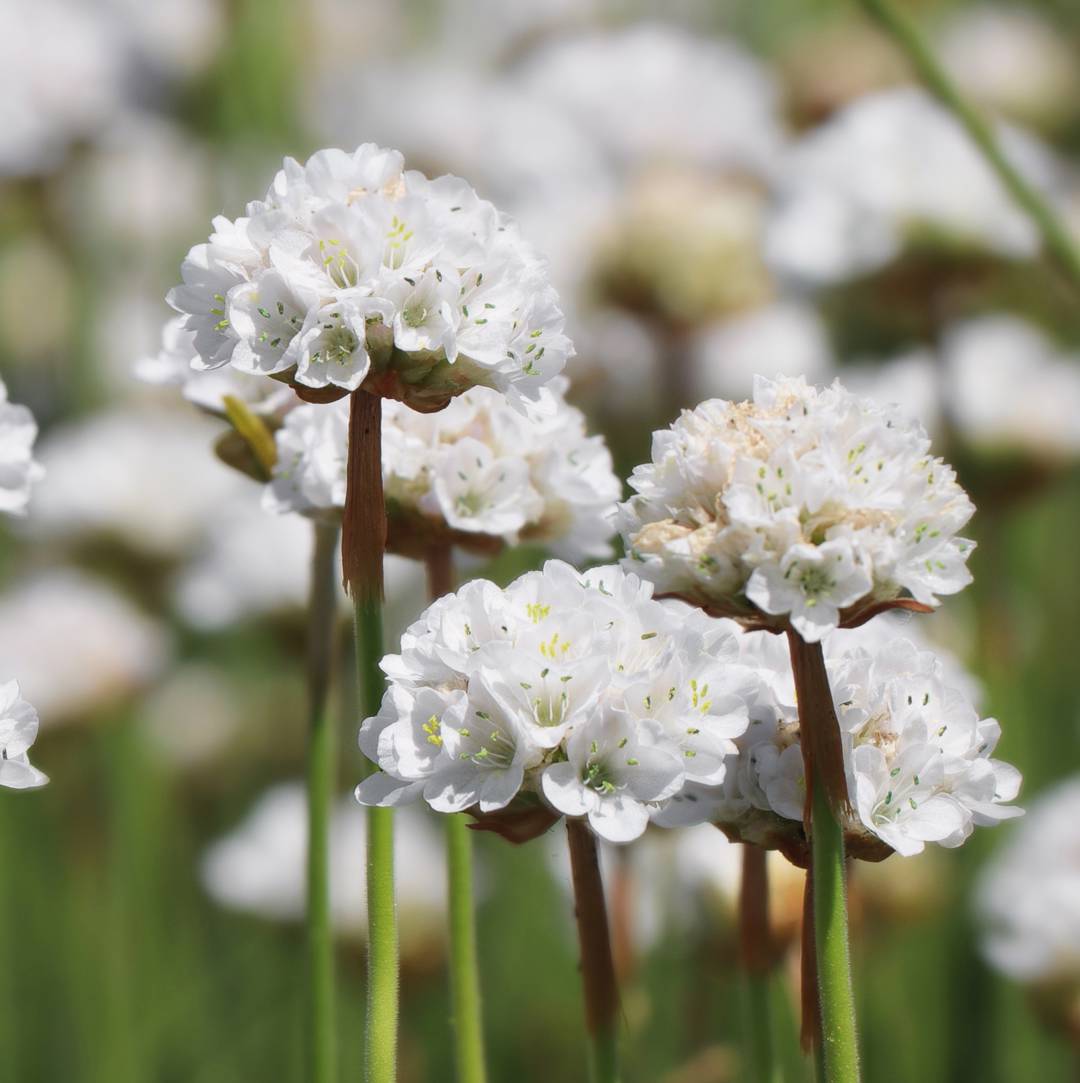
[[266, 379, 620, 562], [0, 377, 44, 517], [976, 777, 1080, 984], [0, 680, 47, 790], [168, 144, 571, 409], [617, 375, 975, 641], [662, 624, 1021, 858], [356, 562, 758, 843]]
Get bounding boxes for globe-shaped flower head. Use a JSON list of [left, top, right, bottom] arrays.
[[617, 374, 976, 642], [167, 144, 572, 412]]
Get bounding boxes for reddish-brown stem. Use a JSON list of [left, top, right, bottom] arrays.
[[739, 844, 773, 976], [342, 390, 386, 602], [424, 543, 455, 601], [566, 819, 620, 1068]]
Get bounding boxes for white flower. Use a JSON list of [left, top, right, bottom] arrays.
[[356, 561, 757, 843], [0, 377, 44, 517], [0, 680, 47, 790], [766, 88, 1066, 284], [167, 144, 572, 409], [516, 24, 785, 176], [618, 374, 975, 640], [201, 783, 446, 943], [685, 624, 1021, 858], [975, 777, 1080, 984], [0, 570, 169, 725], [265, 378, 620, 562]]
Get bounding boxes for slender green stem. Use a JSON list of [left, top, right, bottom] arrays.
[[355, 594, 397, 1083], [810, 778, 860, 1083], [566, 820, 621, 1083], [306, 521, 340, 1083], [445, 814, 487, 1083], [425, 545, 487, 1083], [739, 845, 780, 1083], [858, 0, 1080, 294]]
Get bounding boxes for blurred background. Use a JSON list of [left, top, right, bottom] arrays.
[[2, 0, 1079, 1079]]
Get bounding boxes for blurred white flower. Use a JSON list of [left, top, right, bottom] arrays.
[[689, 301, 834, 403], [842, 315, 1080, 463], [516, 24, 785, 176], [0, 680, 48, 790], [976, 777, 1080, 984], [0, 377, 44, 517], [766, 88, 1066, 285], [266, 379, 620, 562], [618, 375, 975, 641], [201, 783, 446, 941], [28, 407, 246, 558], [174, 494, 419, 630], [944, 315, 1080, 462], [0, 570, 170, 725], [938, 5, 1078, 132]]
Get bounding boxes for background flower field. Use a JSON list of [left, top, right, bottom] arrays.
[[2, 0, 1079, 1079]]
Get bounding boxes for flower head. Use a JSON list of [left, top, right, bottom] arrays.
[[617, 374, 975, 641], [0, 680, 47, 790], [661, 622, 1021, 861], [355, 561, 757, 843], [0, 377, 44, 517], [265, 378, 620, 563], [167, 145, 572, 411]]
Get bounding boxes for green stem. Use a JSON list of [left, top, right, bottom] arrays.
[[810, 778, 860, 1083], [425, 546, 487, 1083], [355, 594, 397, 1083], [445, 814, 487, 1083], [739, 845, 779, 1083], [306, 521, 340, 1083], [566, 819, 621, 1083], [858, 0, 1080, 294]]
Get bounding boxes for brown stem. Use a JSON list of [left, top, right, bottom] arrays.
[[786, 631, 852, 819], [424, 544, 455, 601], [342, 390, 386, 602], [566, 819, 620, 1043], [738, 844, 773, 976]]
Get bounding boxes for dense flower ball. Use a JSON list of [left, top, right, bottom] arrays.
[[167, 144, 572, 410], [355, 561, 759, 843], [265, 378, 620, 562], [617, 375, 976, 641], [976, 778, 1080, 987], [0, 377, 44, 517], [0, 680, 47, 790], [659, 624, 1021, 859]]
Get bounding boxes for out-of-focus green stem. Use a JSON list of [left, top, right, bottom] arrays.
[[355, 594, 396, 1083], [306, 522, 339, 1083], [858, 0, 1080, 294], [739, 844, 781, 1083]]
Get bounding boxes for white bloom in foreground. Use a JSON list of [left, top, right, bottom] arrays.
[[0, 570, 170, 725], [0, 378, 44, 517], [168, 144, 572, 409], [618, 374, 975, 641], [0, 680, 47, 790], [356, 561, 757, 843], [202, 783, 446, 941], [976, 777, 1080, 984], [266, 378, 620, 562], [766, 88, 1065, 284], [663, 624, 1020, 859]]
